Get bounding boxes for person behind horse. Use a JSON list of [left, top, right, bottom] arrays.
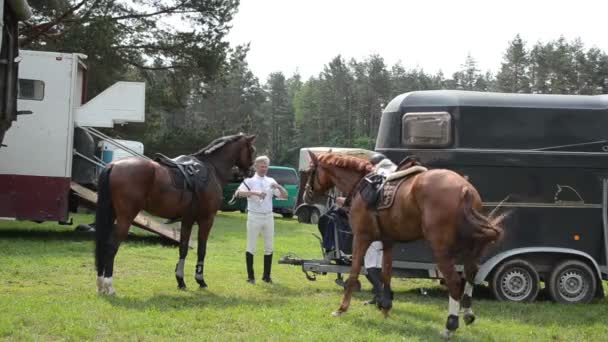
[[334, 153, 395, 304], [236, 156, 288, 284]]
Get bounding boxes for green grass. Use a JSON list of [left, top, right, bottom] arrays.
[[1, 212, 607, 341]]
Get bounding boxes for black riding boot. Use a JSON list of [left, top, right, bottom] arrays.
[[246, 252, 255, 284], [262, 253, 273, 284], [364, 267, 382, 305]]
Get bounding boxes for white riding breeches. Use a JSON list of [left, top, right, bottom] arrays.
[[364, 241, 383, 269], [246, 212, 274, 255]]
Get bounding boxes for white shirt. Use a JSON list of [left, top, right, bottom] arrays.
[[237, 174, 281, 214], [374, 158, 397, 176]]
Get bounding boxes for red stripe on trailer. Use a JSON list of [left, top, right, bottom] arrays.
[[0, 174, 70, 221]]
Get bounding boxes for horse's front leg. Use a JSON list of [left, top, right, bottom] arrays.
[[378, 242, 394, 317], [333, 233, 371, 316], [195, 215, 215, 288], [175, 218, 194, 290]]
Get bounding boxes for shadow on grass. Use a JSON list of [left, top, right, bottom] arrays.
[[103, 288, 290, 310], [0, 228, 178, 247], [351, 310, 494, 342], [389, 284, 608, 329]]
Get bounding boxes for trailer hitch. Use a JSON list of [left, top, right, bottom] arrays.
[[303, 269, 316, 281]]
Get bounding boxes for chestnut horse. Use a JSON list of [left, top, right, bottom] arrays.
[[95, 133, 256, 295], [304, 152, 506, 339]]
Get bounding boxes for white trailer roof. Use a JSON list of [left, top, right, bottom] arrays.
[[298, 147, 375, 171], [75, 82, 145, 128]]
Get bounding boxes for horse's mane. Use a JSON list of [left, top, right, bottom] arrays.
[[317, 153, 374, 174], [192, 133, 245, 158]]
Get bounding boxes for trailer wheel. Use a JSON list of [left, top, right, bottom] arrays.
[[297, 208, 310, 223], [491, 259, 540, 302], [547, 260, 597, 304]]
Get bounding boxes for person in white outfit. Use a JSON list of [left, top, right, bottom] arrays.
[[236, 156, 287, 284]]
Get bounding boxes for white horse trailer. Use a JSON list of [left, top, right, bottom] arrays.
[[0, 50, 189, 242]]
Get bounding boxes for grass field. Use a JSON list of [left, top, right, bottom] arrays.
[[1, 212, 607, 341]]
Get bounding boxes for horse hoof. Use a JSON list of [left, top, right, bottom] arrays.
[[440, 329, 454, 340], [178, 285, 187, 291], [464, 313, 476, 326], [377, 299, 393, 312], [331, 310, 343, 317], [381, 308, 390, 318], [197, 280, 208, 288]]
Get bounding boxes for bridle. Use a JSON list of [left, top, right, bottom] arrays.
[[304, 164, 318, 203], [304, 163, 352, 206]]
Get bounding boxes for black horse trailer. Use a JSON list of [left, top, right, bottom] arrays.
[[281, 90, 608, 304]]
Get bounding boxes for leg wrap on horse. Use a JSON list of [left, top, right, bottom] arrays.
[[195, 241, 207, 288], [445, 296, 460, 331], [462, 294, 472, 309], [195, 262, 206, 288], [462, 282, 473, 307], [462, 282, 475, 325], [175, 259, 186, 289]]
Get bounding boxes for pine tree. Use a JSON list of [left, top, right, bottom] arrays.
[[496, 34, 530, 93]]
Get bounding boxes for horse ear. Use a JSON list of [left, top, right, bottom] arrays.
[[308, 150, 319, 165], [245, 134, 256, 143]]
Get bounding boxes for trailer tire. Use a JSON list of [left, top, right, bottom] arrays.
[[491, 259, 540, 302], [297, 208, 310, 223], [547, 260, 597, 304]]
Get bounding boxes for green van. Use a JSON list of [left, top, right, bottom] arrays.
[[221, 166, 300, 218]]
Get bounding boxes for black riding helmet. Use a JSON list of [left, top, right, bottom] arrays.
[[369, 153, 387, 165]]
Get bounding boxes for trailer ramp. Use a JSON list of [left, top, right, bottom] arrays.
[[70, 181, 187, 245]]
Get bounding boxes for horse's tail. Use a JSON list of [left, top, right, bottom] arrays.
[[95, 165, 115, 275], [460, 187, 508, 255]]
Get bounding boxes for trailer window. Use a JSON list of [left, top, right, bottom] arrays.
[[18, 79, 45, 101], [402, 112, 451, 147]]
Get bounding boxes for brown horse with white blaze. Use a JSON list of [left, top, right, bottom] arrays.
[[304, 152, 506, 339], [95, 133, 256, 295]]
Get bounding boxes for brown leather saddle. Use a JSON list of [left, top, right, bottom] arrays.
[[358, 155, 427, 211]]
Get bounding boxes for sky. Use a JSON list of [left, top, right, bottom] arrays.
[[226, 0, 608, 81]]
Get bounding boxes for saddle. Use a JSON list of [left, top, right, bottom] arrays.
[[154, 153, 210, 196], [358, 157, 427, 210], [154, 153, 211, 224]]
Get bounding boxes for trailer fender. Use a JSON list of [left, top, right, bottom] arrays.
[[475, 247, 603, 285]]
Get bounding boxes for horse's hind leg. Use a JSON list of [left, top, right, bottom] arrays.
[[175, 218, 194, 290], [333, 234, 371, 316], [102, 215, 132, 295], [435, 255, 463, 339], [195, 215, 215, 288], [462, 259, 479, 326]]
